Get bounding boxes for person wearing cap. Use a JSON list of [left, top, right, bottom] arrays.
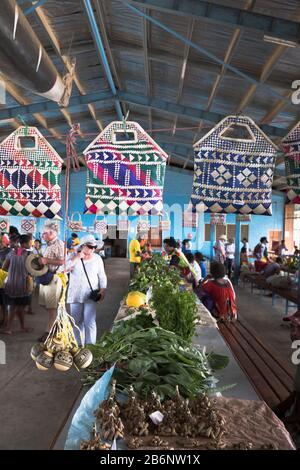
[[38, 222, 64, 342], [67, 234, 107, 345], [214, 235, 226, 264]]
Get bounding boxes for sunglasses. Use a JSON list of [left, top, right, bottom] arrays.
[[84, 244, 96, 249]]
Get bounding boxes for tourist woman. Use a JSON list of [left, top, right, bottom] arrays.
[[67, 234, 107, 345]]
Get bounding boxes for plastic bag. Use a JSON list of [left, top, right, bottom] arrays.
[[65, 365, 115, 450]]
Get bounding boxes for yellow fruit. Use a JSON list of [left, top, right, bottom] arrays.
[[126, 291, 147, 308]]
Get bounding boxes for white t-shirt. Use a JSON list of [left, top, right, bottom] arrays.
[[226, 243, 235, 259], [67, 254, 107, 303]]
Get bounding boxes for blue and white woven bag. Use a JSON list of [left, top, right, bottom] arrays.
[[190, 116, 278, 215]]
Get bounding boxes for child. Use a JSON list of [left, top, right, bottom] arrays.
[[202, 261, 237, 321]]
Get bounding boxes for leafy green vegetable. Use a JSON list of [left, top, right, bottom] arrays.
[[151, 283, 198, 341], [129, 254, 181, 293], [83, 314, 228, 400]]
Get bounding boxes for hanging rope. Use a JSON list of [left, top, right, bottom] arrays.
[[63, 123, 81, 268], [17, 114, 29, 136], [66, 123, 81, 171]]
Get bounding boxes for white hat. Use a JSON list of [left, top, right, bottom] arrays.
[[25, 253, 48, 276], [78, 234, 99, 248], [219, 234, 227, 240]]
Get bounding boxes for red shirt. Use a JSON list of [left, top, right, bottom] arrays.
[[203, 278, 237, 318]]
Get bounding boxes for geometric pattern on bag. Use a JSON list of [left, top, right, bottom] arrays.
[[117, 219, 129, 231], [0, 126, 63, 219], [183, 211, 198, 227], [190, 116, 278, 215], [83, 121, 168, 216], [282, 121, 300, 203], [137, 219, 150, 233], [21, 218, 36, 234], [94, 218, 107, 234], [210, 213, 226, 225], [236, 214, 252, 222], [68, 212, 83, 232], [0, 217, 10, 233]]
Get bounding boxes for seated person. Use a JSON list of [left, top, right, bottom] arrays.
[[202, 261, 237, 321], [194, 252, 207, 278], [185, 253, 202, 285], [262, 257, 282, 279]]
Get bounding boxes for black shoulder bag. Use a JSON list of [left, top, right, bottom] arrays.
[[81, 260, 102, 302]]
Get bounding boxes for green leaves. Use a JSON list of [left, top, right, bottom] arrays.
[[84, 320, 225, 400], [151, 284, 198, 341]]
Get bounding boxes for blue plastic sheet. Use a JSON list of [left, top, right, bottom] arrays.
[[64, 365, 115, 450]]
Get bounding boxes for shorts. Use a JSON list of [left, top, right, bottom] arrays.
[[5, 295, 31, 306], [39, 275, 63, 310]]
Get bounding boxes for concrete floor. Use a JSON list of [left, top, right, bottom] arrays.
[[0, 258, 130, 450], [0, 259, 296, 449]]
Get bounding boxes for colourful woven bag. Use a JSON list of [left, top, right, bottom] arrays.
[[282, 121, 300, 203], [83, 121, 168, 215], [190, 116, 278, 215], [0, 126, 63, 219]]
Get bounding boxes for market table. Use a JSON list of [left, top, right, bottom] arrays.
[[52, 299, 260, 449]]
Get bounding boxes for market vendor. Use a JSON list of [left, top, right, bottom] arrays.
[[163, 237, 196, 280], [129, 234, 142, 278], [38, 222, 64, 343]]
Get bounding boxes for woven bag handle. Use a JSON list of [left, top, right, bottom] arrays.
[[219, 121, 256, 143], [15, 133, 39, 151], [70, 212, 82, 223]]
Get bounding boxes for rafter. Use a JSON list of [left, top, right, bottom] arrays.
[[128, 0, 300, 45], [33, 2, 103, 132], [109, 40, 291, 92], [142, 8, 152, 132], [172, 18, 194, 138], [4, 78, 62, 141], [235, 45, 287, 113], [0, 90, 289, 138]]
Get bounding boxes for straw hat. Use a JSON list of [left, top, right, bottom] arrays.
[[25, 253, 48, 277], [219, 235, 227, 240]]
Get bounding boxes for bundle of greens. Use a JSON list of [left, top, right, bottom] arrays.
[[129, 254, 181, 294], [84, 314, 229, 400], [151, 284, 198, 342]]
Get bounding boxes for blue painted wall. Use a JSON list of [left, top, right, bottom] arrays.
[[6, 166, 285, 258]]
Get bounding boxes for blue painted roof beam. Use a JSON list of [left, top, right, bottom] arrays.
[[24, 0, 48, 16], [83, 0, 124, 121], [0, 90, 288, 138]]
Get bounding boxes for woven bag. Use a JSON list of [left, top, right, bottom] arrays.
[[190, 116, 278, 215]]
